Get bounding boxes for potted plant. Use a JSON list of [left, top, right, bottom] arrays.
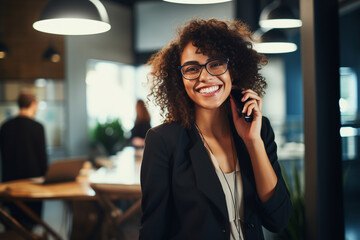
[[90, 119, 125, 156], [275, 165, 305, 240]]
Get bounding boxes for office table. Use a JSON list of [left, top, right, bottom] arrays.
[[0, 177, 95, 240], [89, 147, 142, 240], [0, 147, 142, 240]]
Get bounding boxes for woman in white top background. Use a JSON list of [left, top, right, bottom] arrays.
[[139, 18, 292, 240]]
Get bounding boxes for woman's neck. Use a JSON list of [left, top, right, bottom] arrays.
[[195, 105, 230, 138]]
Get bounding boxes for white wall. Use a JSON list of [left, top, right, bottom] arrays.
[[261, 56, 287, 146], [65, 1, 133, 157], [135, 1, 235, 52], [261, 57, 286, 121]]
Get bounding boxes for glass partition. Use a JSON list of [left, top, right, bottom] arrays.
[[339, 6, 360, 240]]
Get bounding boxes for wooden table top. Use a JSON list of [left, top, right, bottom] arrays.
[[0, 177, 95, 201]]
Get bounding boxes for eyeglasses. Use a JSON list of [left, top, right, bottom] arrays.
[[179, 58, 229, 80]]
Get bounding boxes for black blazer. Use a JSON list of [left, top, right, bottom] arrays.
[[139, 117, 292, 240]]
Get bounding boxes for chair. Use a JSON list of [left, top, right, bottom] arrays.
[[90, 183, 141, 240], [0, 207, 47, 240]]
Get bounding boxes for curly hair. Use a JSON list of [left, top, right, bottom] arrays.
[[147, 18, 268, 129]]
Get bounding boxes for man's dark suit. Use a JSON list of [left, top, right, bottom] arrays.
[[140, 117, 292, 240], [0, 116, 48, 229]]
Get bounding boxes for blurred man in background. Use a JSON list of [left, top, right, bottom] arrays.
[[0, 91, 48, 230]]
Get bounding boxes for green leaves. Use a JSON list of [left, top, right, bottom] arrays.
[[90, 119, 125, 155]]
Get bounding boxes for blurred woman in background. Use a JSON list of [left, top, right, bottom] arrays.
[[130, 100, 151, 148]]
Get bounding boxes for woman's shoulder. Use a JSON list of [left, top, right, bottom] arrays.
[[150, 121, 185, 135], [146, 122, 188, 145], [145, 122, 188, 154], [260, 116, 276, 143], [261, 116, 271, 127], [262, 116, 275, 130]]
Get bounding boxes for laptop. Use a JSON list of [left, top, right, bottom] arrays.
[[31, 158, 87, 184]]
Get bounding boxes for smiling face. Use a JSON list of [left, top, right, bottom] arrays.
[[180, 42, 232, 112]]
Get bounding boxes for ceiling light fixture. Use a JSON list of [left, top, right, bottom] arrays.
[[33, 0, 111, 35], [253, 28, 297, 54], [163, 0, 231, 4], [259, 0, 302, 29]]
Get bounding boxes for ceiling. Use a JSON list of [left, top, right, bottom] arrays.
[[109, 0, 360, 13], [109, 0, 162, 8]]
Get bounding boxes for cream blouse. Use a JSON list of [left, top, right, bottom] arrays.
[[208, 150, 245, 240]]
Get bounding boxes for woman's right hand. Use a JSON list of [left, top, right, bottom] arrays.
[[230, 89, 263, 144]]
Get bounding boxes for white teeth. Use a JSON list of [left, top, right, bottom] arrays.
[[199, 86, 220, 94]]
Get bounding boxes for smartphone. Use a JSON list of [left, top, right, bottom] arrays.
[[230, 88, 253, 122]]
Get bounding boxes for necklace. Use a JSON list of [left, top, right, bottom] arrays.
[[195, 123, 242, 239]]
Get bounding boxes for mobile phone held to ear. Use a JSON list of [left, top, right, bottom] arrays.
[[230, 88, 253, 122]]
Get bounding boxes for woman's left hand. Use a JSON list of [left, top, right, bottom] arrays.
[[230, 89, 263, 143]]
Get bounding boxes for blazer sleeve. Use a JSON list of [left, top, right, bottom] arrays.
[[139, 128, 173, 239], [258, 117, 292, 232]]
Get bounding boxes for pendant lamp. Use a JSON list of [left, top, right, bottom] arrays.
[[253, 28, 297, 54], [33, 0, 111, 35], [259, 0, 302, 29], [0, 41, 9, 59], [163, 0, 231, 4]]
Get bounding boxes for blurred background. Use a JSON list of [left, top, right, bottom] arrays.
[[0, 0, 359, 239]]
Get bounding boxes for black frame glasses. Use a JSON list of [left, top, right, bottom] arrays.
[[179, 58, 229, 80]]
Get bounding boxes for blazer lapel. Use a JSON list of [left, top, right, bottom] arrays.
[[188, 125, 229, 221]]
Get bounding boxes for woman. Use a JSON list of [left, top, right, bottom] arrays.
[[139, 18, 292, 240], [131, 99, 151, 148]]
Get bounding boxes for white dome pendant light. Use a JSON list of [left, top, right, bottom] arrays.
[[253, 28, 297, 54], [259, 0, 302, 29], [33, 0, 111, 35]]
